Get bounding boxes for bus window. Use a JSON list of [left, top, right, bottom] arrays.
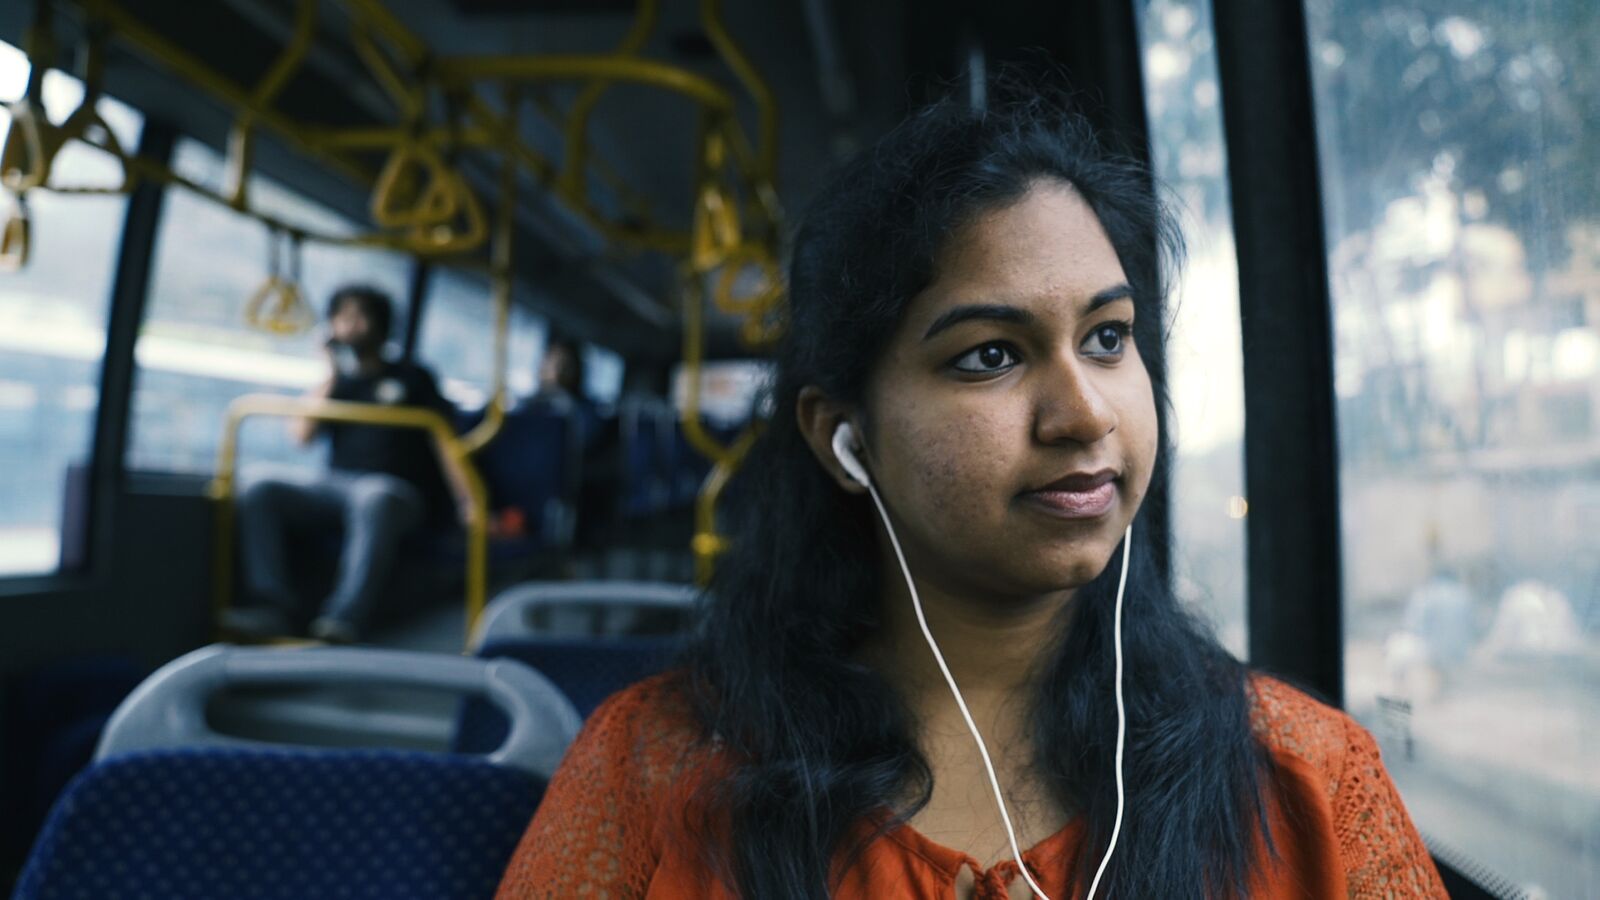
[[126, 138, 412, 475], [506, 305, 549, 401], [0, 40, 141, 576], [1136, 0, 1248, 656], [581, 344, 624, 408], [419, 268, 544, 410], [1307, 1, 1600, 893]]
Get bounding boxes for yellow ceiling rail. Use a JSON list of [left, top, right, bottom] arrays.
[[77, 0, 373, 190], [700, 0, 777, 187], [118, 152, 424, 252], [20, 0, 788, 364], [525, 87, 650, 222], [432, 56, 737, 113], [553, 0, 656, 209], [210, 393, 491, 646], [222, 0, 317, 210], [458, 88, 520, 457], [45, 0, 782, 267]]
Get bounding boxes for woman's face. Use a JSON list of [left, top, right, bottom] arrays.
[[856, 179, 1158, 601]]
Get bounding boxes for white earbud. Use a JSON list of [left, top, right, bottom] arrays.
[[832, 422, 871, 487]]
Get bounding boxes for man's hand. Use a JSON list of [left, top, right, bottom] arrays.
[[289, 369, 336, 446]]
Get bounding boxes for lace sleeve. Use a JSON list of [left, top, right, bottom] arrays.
[[1332, 717, 1449, 898], [495, 678, 695, 899]]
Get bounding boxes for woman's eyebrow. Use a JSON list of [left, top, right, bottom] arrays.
[[1086, 283, 1135, 313], [920, 284, 1134, 342], [921, 304, 1035, 341]]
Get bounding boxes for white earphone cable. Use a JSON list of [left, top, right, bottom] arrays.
[[1085, 524, 1132, 899], [864, 478, 1131, 900], [864, 480, 1052, 898]]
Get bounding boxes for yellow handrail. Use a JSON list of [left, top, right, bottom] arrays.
[[0, 196, 28, 271], [210, 394, 490, 645], [678, 272, 765, 585], [458, 89, 519, 456]]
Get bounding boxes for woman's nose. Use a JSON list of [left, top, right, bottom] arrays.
[[1033, 358, 1118, 446]]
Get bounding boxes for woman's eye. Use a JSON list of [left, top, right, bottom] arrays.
[[1082, 321, 1133, 358], [950, 342, 1019, 374]]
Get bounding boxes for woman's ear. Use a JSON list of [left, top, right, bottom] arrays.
[[796, 386, 869, 494]]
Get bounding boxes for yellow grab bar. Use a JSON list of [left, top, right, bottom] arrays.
[[458, 96, 518, 456]]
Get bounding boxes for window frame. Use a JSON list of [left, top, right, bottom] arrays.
[[0, 119, 176, 595], [1209, 0, 1510, 894]]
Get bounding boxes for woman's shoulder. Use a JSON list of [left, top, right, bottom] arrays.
[[1245, 672, 1362, 798], [566, 670, 710, 791], [1244, 676, 1449, 895]]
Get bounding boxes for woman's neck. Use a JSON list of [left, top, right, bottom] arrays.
[[866, 562, 1072, 715]]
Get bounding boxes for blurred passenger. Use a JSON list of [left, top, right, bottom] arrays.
[[1480, 579, 1584, 660], [1384, 564, 1476, 702], [224, 285, 473, 643], [535, 335, 619, 566], [536, 335, 586, 402]]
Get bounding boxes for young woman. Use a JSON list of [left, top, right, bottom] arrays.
[[496, 83, 1446, 900]]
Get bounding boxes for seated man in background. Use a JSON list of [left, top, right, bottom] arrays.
[[224, 284, 472, 643]]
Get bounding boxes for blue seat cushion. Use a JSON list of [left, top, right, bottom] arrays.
[[14, 748, 543, 900]]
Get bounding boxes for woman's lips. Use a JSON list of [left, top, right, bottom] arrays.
[[1020, 481, 1117, 519]]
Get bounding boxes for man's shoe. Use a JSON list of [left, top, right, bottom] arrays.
[[220, 606, 292, 640], [309, 615, 361, 645]]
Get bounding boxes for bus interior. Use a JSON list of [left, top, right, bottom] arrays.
[[0, 0, 1595, 897]]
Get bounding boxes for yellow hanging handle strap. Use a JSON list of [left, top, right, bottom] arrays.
[[350, 19, 487, 256], [354, 22, 457, 230], [245, 229, 314, 335], [690, 120, 742, 273], [1, 10, 131, 196], [370, 141, 461, 229], [0, 0, 55, 194], [245, 277, 313, 335]]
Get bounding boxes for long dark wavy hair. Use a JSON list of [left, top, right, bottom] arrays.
[[682, 76, 1276, 899]]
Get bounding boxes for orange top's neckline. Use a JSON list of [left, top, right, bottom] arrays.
[[880, 811, 1085, 881]]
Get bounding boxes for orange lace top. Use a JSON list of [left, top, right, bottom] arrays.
[[496, 672, 1446, 899]]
